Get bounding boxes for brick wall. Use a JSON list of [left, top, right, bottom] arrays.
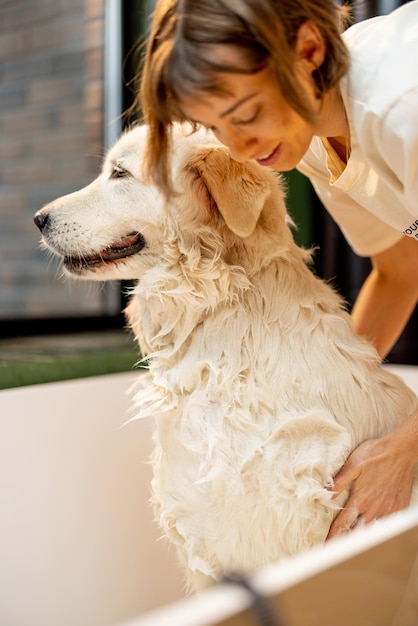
[[0, 0, 115, 321]]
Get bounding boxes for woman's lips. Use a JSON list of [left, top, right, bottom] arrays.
[[255, 143, 281, 167]]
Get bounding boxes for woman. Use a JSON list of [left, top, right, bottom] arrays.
[[139, 0, 418, 537]]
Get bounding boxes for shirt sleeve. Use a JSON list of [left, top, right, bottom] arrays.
[[366, 86, 418, 223], [297, 147, 403, 258]]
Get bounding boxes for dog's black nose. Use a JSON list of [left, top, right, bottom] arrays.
[[34, 212, 49, 232]]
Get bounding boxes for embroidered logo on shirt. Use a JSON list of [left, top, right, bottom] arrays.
[[404, 220, 418, 240]]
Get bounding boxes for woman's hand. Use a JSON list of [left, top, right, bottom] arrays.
[[335, 236, 418, 539], [327, 409, 418, 539]]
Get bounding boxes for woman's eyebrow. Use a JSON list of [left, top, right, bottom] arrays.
[[220, 93, 257, 118]]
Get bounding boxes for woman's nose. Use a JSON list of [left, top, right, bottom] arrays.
[[215, 129, 257, 163]]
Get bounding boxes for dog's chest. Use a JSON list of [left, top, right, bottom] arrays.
[[149, 391, 271, 506], [149, 389, 348, 516]]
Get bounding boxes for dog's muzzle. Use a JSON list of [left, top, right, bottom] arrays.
[[33, 210, 147, 273]]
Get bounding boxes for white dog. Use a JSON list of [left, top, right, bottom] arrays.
[[34, 124, 418, 589]]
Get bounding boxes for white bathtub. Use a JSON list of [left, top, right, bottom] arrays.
[[0, 372, 184, 626], [1, 365, 417, 626]]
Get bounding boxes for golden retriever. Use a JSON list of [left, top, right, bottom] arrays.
[[34, 124, 418, 589]]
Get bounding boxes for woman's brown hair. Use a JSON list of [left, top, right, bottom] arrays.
[[139, 0, 351, 197]]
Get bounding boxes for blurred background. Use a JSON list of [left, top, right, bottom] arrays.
[[0, 0, 416, 388]]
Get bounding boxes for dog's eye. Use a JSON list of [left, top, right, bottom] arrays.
[[110, 166, 130, 179]]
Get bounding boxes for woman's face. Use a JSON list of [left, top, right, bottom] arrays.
[[178, 57, 320, 172]]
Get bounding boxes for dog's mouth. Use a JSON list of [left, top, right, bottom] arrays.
[[63, 232, 146, 273]]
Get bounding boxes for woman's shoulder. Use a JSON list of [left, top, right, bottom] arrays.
[[343, 2, 418, 114], [344, 0, 418, 49]]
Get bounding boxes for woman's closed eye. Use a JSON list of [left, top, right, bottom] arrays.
[[232, 108, 260, 126]]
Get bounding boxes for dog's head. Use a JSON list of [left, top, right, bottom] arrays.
[[34, 123, 296, 282]]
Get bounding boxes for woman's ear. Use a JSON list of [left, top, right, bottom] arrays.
[[294, 21, 326, 72]]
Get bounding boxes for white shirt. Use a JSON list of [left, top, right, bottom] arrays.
[[297, 0, 418, 257]]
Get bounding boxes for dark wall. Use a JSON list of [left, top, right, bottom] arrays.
[[311, 0, 417, 364]]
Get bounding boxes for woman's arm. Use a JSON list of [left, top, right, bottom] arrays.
[[327, 235, 418, 538], [351, 235, 418, 359]]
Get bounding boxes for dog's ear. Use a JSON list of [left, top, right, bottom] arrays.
[[187, 147, 270, 237]]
